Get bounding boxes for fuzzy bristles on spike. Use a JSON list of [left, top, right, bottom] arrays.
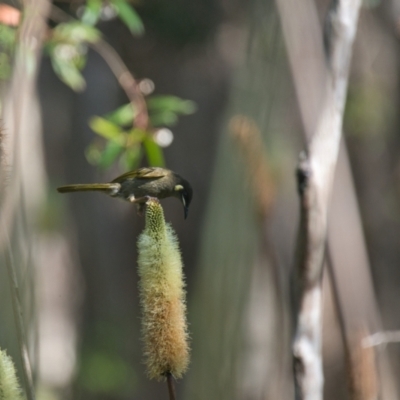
[[137, 198, 189, 380], [0, 349, 24, 400]]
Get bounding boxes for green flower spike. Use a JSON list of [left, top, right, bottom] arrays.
[[0, 349, 24, 400], [137, 197, 189, 381]]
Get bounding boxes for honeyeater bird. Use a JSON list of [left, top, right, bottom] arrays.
[[57, 167, 193, 219]]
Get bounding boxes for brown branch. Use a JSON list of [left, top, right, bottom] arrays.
[[49, 5, 149, 130], [91, 39, 149, 129], [276, 0, 362, 398], [326, 252, 379, 400]]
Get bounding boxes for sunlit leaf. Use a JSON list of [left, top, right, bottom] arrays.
[[99, 141, 124, 168], [111, 0, 144, 35], [105, 103, 136, 126], [81, 0, 103, 26], [54, 22, 101, 44], [147, 95, 197, 115], [89, 116, 123, 140], [51, 57, 86, 91], [143, 136, 165, 167]]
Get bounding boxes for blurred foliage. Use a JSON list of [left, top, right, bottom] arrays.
[[43, 0, 197, 171], [46, 0, 144, 92], [78, 349, 137, 396], [147, 95, 197, 127], [87, 96, 196, 170], [77, 322, 138, 396], [46, 21, 101, 91], [344, 84, 392, 138], [38, 188, 68, 232], [0, 23, 16, 81], [139, 0, 223, 45], [81, 0, 144, 34]]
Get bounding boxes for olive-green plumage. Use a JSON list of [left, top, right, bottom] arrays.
[[57, 167, 193, 218]]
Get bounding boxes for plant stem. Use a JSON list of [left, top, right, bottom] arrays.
[[166, 373, 177, 400]]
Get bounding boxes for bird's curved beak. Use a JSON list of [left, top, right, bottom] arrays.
[[181, 194, 189, 219]]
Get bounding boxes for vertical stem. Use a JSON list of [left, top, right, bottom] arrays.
[[4, 246, 36, 400], [167, 373, 177, 400]]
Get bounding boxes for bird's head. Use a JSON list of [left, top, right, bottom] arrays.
[[174, 178, 193, 219]]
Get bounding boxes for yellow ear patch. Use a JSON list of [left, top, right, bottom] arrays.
[[174, 185, 184, 191]]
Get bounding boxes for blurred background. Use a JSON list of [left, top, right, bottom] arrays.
[[0, 0, 400, 399]]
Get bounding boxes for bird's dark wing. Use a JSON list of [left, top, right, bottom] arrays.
[[112, 167, 168, 183]]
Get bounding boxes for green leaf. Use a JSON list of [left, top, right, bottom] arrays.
[[81, 0, 103, 26], [147, 95, 197, 115], [143, 136, 165, 167], [70, 22, 101, 43], [89, 117, 123, 140], [99, 141, 124, 168], [111, 0, 144, 35], [51, 57, 86, 91], [127, 128, 146, 145], [105, 103, 136, 126], [54, 22, 101, 44], [149, 111, 178, 127]]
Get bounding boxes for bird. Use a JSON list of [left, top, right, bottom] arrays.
[[57, 167, 193, 219]]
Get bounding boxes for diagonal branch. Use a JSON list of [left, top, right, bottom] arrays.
[[276, 0, 361, 399], [49, 5, 149, 130]]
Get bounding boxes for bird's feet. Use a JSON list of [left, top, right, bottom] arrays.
[[130, 196, 159, 216], [130, 195, 155, 204]]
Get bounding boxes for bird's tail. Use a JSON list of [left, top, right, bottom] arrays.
[[57, 183, 120, 195]]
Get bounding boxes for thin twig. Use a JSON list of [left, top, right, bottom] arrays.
[[363, 331, 400, 348], [91, 39, 149, 129], [49, 4, 149, 130], [166, 372, 177, 400]]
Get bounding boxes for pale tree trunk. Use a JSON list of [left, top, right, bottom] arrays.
[[0, 1, 50, 399]]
